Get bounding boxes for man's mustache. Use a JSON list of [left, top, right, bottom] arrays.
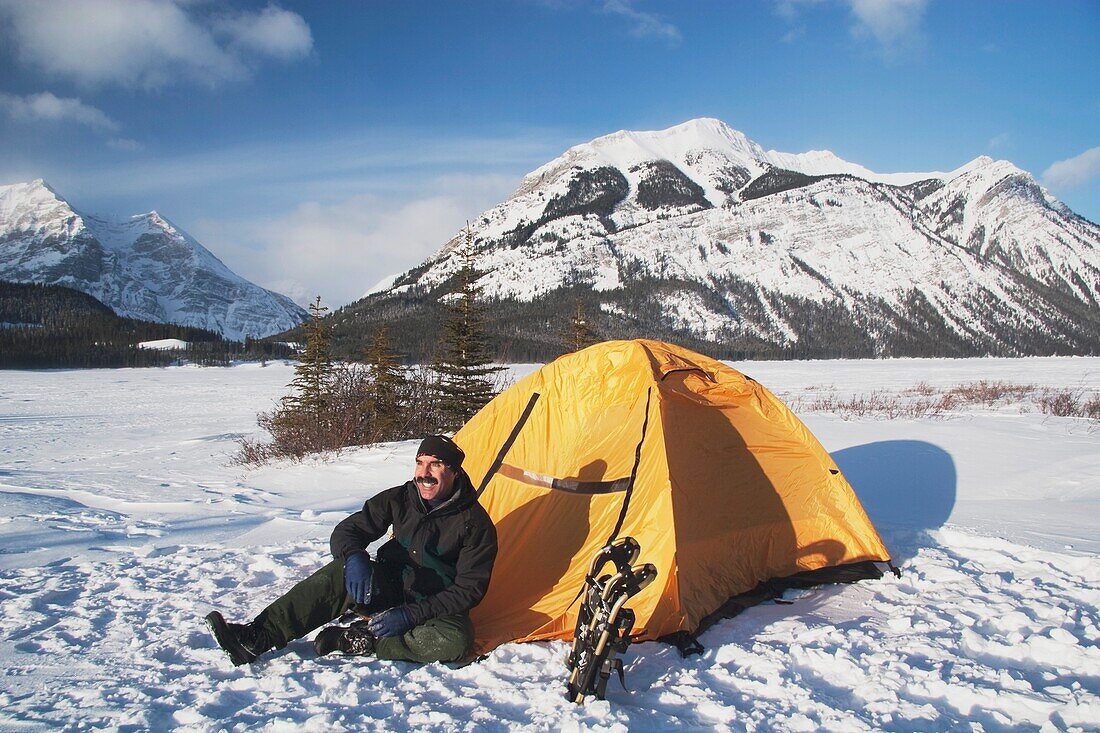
[[415, 476, 438, 486]]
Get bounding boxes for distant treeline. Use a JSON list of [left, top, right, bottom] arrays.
[[274, 271, 1100, 364], [0, 281, 295, 369]]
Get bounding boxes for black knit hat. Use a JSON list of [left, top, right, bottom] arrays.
[[417, 434, 465, 470]]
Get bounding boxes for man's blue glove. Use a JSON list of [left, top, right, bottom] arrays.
[[343, 551, 374, 605], [367, 606, 413, 639]]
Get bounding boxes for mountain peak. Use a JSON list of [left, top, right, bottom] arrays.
[[0, 178, 81, 237], [1, 178, 65, 202], [526, 118, 770, 190], [557, 118, 954, 187], [139, 210, 168, 227], [587, 117, 766, 161], [948, 155, 1025, 179], [0, 181, 307, 339], [646, 117, 751, 143]]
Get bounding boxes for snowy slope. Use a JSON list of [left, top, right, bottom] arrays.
[[763, 147, 943, 185], [366, 118, 1100, 357], [0, 180, 307, 340], [0, 360, 1097, 731]]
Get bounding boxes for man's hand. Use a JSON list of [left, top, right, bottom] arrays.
[[367, 606, 412, 638], [343, 551, 374, 605]]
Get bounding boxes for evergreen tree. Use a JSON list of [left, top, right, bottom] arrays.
[[433, 228, 503, 429], [286, 296, 334, 418], [240, 296, 340, 461], [565, 299, 597, 353], [359, 326, 409, 440]]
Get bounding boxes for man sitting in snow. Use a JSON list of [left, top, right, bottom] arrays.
[[206, 435, 498, 665]]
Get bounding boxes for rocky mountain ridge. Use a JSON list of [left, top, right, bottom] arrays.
[[0, 180, 307, 340], [345, 118, 1099, 360]]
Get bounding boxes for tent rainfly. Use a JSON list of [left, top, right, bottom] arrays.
[[457, 339, 893, 656]]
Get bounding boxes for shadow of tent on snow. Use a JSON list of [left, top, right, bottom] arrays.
[[832, 440, 956, 559]]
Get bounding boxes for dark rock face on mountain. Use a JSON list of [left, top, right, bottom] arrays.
[[632, 159, 711, 211], [335, 118, 1100, 360], [543, 166, 630, 221], [0, 180, 307, 340]]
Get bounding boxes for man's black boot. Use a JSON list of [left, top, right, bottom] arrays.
[[205, 611, 275, 666], [314, 620, 376, 657]]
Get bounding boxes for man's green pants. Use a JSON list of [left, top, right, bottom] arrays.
[[253, 557, 474, 663]]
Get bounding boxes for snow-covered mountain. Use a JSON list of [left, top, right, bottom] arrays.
[[357, 118, 1100, 358], [0, 180, 307, 340]]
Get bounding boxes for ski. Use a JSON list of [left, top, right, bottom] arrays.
[[565, 536, 657, 703]]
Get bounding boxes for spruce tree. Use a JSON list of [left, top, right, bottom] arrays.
[[360, 326, 408, 440], [287, 296, 334, 418], [433, 228, 503, 430], [565, 299, 597, 353]]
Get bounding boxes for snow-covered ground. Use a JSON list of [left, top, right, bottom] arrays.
[[0, 358, 1097, 732]]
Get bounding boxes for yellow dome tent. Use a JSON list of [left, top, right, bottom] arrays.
[[457, 339, 892, 655]]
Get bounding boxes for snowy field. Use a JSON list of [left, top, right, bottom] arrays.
[[0, 358, 1097, 732]]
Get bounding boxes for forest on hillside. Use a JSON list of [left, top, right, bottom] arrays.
[[0, 281, 294, 369], [289, 273, 1099, 364]]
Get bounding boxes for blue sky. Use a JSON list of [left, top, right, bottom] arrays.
[[1, 0, 1097, 307]]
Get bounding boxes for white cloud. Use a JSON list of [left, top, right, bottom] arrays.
[[603, 0, 682, 45], [0, 91, 118, 130], [776, 0, 827, 22], [72, 128, 563, 206], [192, 175, 519, 308], [988, 132, 1010, 150], [214, 4, 313, 61], [0, 0, 312, 89], [776, 0, 927, 58], [781, 26, 806, 43], [847, 0, 928, 57], [1042, 147, 1100, 191], [775, 0, 825, 43], [107, 137, 144, 152]]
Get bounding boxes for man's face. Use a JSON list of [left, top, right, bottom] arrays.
[[414, 454, 457, 503]]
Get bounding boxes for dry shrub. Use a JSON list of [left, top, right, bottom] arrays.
[[908, 381, 936, 397], [1036, 388, 1086, 418], [233, 363, 445, 465], [233, 435, 272, 466], [789, 377, 1099, 423], [807, 391, 946, 420], [944, 380, 1036, 406], [796, 380, 1098, 421]]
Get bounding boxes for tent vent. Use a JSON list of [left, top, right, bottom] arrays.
[[660, 366, 715, 383]]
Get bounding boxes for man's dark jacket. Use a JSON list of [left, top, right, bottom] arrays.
[[329, 470, 498, 627]]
